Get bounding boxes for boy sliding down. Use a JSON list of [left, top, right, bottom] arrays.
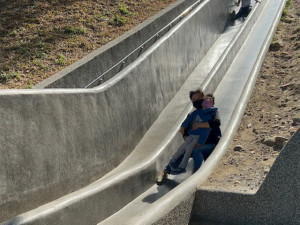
[[168, 94, 217, 173]]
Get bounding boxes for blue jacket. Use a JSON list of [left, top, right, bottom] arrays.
[[183, 109, 221, 145], [181, 108, 217, 136]]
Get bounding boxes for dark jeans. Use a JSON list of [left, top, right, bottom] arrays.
[[165, 144, 216, 174], [192, 144, 216, 172], [235, 6, 251, 20]]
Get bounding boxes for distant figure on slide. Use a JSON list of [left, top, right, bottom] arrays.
[[235, 0, 252, 20], [156, 90, 218, 184]]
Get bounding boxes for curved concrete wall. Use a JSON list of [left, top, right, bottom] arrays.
[[0, 0, 232, 221]]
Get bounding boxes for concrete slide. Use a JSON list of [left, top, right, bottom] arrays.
[[0, 0, 291, 224]]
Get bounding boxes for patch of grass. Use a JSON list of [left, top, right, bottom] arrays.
[[0, 71, 20, 84], [35, 52, 47, 59], [55, 54, 67, 66], [19, 45, 31, 56], [64, 26, 87, 35], [32, 59, 47, 69], [282, 8, 288, 17], [119, 4, 130, 15], [282, 0, 291, 18], [109, 15, 129, 26], [94, 14, 109, 22]]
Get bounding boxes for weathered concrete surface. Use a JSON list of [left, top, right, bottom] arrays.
[[0, 0, 231, 222], [191, 128, 300, 225], [33, 0, 200, 88], [99, 0, 283, 223]]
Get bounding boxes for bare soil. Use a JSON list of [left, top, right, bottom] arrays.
[[0, 0, 178, 89], [202, 0, 300, 193]]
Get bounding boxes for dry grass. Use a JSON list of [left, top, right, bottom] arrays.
[[0, 0, 177, 89]]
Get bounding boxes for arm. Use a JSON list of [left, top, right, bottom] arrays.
[[192, 110, 220, 130], [192, 122, 210, 129], [181, 113, 193, 140]]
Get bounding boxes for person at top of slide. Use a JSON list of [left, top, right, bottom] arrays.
[[235, 0, 252, 20]]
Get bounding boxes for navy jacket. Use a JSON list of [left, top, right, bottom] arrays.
[[183, 111, 221, 145]]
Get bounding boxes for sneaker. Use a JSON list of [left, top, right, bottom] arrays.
[[156, 170, 168, 185]]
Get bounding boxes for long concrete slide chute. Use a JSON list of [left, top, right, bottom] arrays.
[[0, 0, 287, 224], [1, 0, 231, 223], [100, 0, 289, 224]]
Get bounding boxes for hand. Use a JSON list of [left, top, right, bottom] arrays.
[[192, 122, 201, 130], [192, 122, 210, 130], [179, 127, 185, 135]]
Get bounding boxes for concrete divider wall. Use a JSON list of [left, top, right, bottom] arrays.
[[34, 0, 200, 89], [0, 0, 232, 222]]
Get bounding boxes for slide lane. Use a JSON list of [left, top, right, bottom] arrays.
[[1, 0, 286, 224]]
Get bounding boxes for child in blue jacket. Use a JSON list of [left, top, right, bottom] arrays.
[[168, 95, 217, 173]]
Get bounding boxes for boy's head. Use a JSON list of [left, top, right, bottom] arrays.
[[189, 89, 204, 109], [189, 89, 204, 102], [202, 94, 215, 109]]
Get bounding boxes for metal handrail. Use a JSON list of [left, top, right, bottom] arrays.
[[84, 0, 203, 89]]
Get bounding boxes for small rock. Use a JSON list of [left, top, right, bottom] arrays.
[[261, 74, 268, 79], [278, 103, 287, 108], [280, 83, 293, 91], [292, 117, 300, 126], [233, 145, 243, 152], [269, 42, 282, 51], [275, 136, 288, 144], [247, 123, 252, 128], [282, 18, 293, 24], [262, 137, 276, 147]]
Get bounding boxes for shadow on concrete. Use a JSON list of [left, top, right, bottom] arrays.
[[142, 179, 180, 203]]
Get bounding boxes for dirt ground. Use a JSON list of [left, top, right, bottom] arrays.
[[201, 0, 300, 193], [0, 0, 178, 89]]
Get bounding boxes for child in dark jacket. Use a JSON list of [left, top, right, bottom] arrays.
[[168, 95, 218, 173], [157, 92, 221, 185]]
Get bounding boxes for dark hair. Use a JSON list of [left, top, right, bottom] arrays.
[[189, 89, 204, 100], [204, 93, 215, 104]]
